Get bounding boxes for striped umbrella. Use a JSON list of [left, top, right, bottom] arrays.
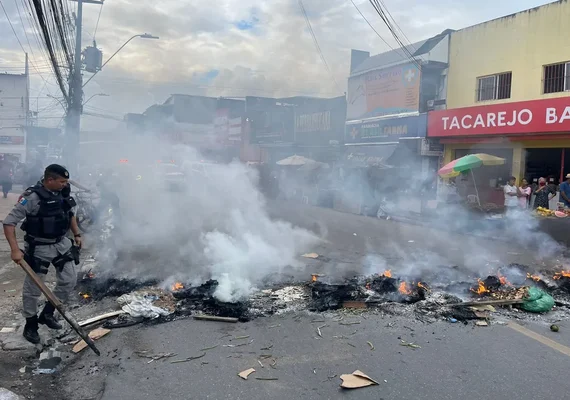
[[438, 153, 506, 178]]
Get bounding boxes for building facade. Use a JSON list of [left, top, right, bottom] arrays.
[[428, 0, 570, 205], [0, 71, 29, 162], [344, 30, 451, 214]]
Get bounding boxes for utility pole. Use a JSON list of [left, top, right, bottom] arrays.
[[65, 0, 103, 171]]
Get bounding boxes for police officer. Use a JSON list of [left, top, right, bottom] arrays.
[[2, 164, 82, 344]]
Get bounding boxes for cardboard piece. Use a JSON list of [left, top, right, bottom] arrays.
[[72, 327, 111, 353], [340, 370, 379, 389], [238, 368, 256, 380], [302, 253, 319, 259]]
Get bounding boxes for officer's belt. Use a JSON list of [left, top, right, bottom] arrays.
[[24, 235, 64, 246]]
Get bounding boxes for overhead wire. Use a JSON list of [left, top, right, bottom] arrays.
[[297, 0, 343, 93], [92, 0, 103, 41], [367, 0, 421, 69]]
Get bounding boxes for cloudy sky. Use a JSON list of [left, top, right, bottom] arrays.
[[0, 0, 555, 130]]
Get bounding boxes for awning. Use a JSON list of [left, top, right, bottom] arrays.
[[343, 144, 397, 168]]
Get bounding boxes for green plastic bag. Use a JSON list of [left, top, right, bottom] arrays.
[[521, 287, 555, 313]]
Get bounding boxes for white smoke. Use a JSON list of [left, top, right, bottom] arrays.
[[84, 133, 318, 301]]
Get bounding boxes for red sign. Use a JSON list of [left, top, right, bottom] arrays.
[[428, 97, 570, 137]]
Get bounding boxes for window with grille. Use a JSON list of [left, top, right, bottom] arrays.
[[476, 72, 512, 102], [543, 62, 570, 94]]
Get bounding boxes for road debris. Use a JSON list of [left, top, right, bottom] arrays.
[[399, 340, 421, 349], [339, 321, 361, 326], [238, 368, 256, 380], [260, 344, 273, 350], [317, 324, 327, 337], [135, 351, 177, 363], [476, 321, 489, 327], [72, 328, 111, 353], [340, 370, 379, 389], [171, 352, 206, 364], [78, 310, 126, 327], [367, 341, 375, 351], [117, 289, 175, 319], [302, 253, 319, 259], [199, 345, 219, 351], [257, 360, 264, 368], [194, 315, 239, 323], [255, 377, 278, 381], [268, 324, 281, 328], [234, 335, 250, 340], [0, 327, 16, 333], [551, 324, 560, 332]]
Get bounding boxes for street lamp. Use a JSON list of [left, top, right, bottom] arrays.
[[82, 33, 160, 88], [82, 93, 109, 106]]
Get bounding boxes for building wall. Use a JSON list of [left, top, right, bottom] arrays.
[[0, 73, 29, 160], [447, 0, 570, 108]]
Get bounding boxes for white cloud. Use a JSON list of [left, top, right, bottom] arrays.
[[0, 0, 555, 130]]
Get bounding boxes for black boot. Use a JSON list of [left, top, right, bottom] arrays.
[[38, 302, 63, 330], [23, 316, 40, 344]]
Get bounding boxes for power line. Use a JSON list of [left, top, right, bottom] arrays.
[[297, 0, 342, 93], [377, 0, 416, 51], [348, 0, 407, 61], [1, 0, 27, 52], [92, 1, 103, 41]]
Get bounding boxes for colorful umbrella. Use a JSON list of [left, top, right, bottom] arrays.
[[438, 153, 505, 178]]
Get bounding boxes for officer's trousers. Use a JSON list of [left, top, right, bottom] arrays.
[[22, 240, 77, 318]]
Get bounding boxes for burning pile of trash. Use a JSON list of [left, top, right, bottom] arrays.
[[75, 261, 570, 327]]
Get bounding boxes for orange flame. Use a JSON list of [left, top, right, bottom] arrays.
[[527, 273, 542, 282], [171, 282, 184, 291], [383, 270, 392, 278], [311, 274, 318, 282], [417, 282, 428, 291], [497, 272, 512, 286], [554, 270, 570, 280], [470, 279, 489, 295], [398, 282, 412, 295], [79, 292, 91, 299]]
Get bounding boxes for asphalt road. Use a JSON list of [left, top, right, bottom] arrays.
[[61, 313, 570, 400]]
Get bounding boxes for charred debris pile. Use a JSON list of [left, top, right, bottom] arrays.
[[75, 264, 570, 325]]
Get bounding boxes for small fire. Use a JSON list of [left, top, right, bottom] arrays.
[[417, 282, 428, 291], [527, 273, 542, 282], [497, 272, 512, 286], [79, 292, 91, 299], [470, 279, 490, 295], [553, 270, 570, 280], [398, 281, 412, 295], [311, 274, 318, 282], [383, 270, 392, 278], [171, 282, 184, 291]]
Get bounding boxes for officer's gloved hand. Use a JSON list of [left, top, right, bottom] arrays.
[[61, 183, 71, 197]]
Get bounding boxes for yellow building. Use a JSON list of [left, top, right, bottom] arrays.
[[428, 0, 570, 205]]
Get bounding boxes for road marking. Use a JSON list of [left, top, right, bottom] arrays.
[[508, 321, 570, 357]]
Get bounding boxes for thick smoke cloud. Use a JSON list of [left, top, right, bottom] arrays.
[[86, 134, 318, 301]]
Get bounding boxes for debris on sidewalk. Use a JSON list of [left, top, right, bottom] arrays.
[[475, 321, 488, 327], [339, 370, 379, 389], [238, 368, 256, 380], [72, 328, 111, 353], [171, 352, 206, 364]]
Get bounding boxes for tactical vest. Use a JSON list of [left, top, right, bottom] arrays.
[[21, 184, 76, 239]]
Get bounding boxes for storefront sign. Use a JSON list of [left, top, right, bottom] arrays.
[[0, 136, 24, 145], [295, 111, 331, 133], [214, 109, 242, 144], [343, 144, 397, 168], [347, 62, 421, 120], [247, 96, 295, 145], [345, 114, 427, 144], [293, 96, 346, 146], [428, 97, 570, 137]]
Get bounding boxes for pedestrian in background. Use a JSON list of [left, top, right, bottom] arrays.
[[559, 173, 570, 208], [533, 177, 555, 209], [518, 178, 532, 209], [0, 160, 13, 198], [503, 176, 518, 211]]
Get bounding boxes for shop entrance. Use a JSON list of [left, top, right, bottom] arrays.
[[525, 148, 570, 185]]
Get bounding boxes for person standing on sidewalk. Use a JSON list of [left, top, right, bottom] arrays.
[[2, 164, 83, 344]]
